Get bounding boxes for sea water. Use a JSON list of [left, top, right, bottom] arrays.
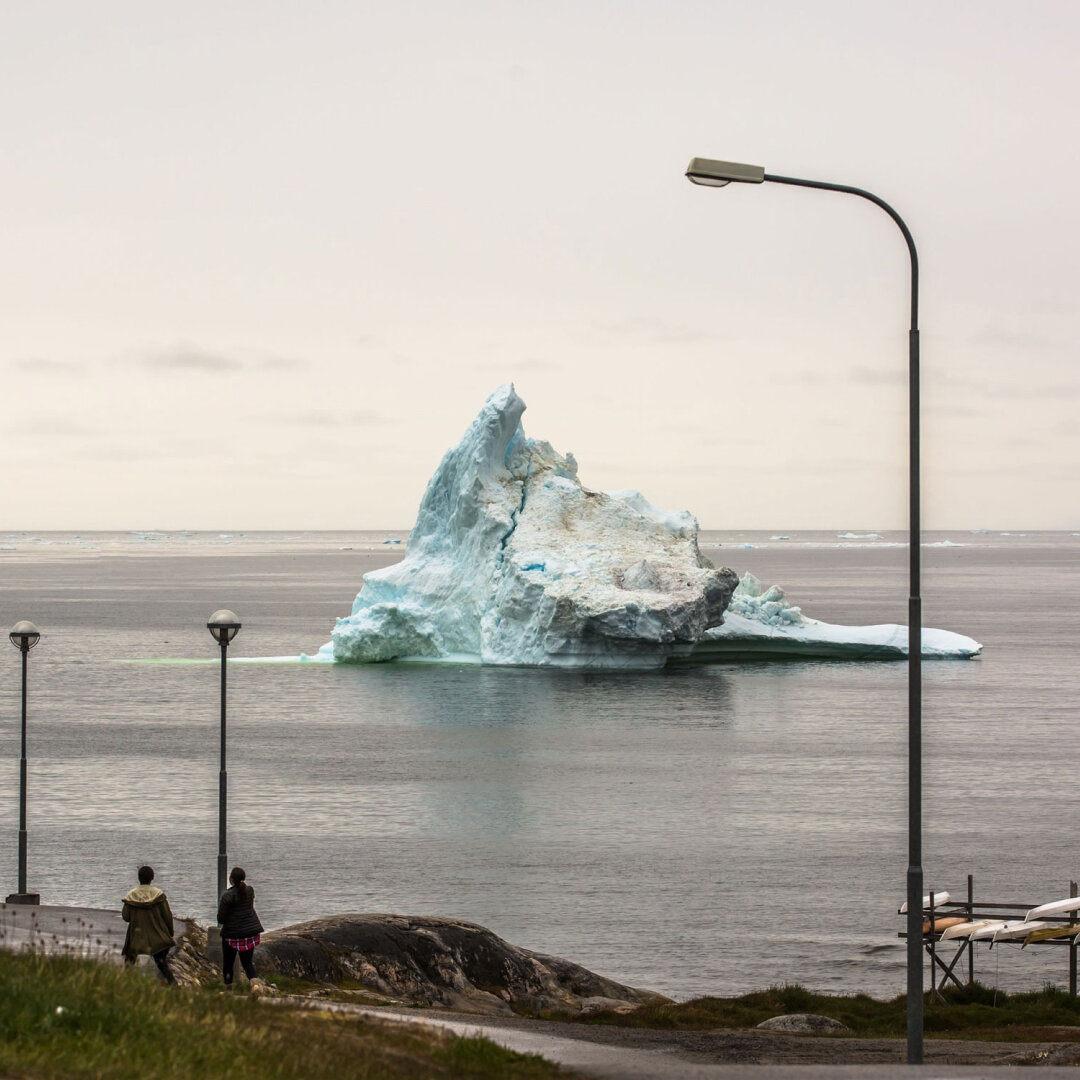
[[0, 529, 1077, 1001]]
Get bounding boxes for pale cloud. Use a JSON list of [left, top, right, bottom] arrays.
[[926, 403, 980, 418], [10, 357, 84, 374], [137, 343, 244, 373], [849, 368, 907, 385], [121, 344, 308, 374], [11, 418, 95, 437], [964, 379, 1080, 400], [788, 366, 910, 386], [587, 318, 715, 346], [256, 354, 309, 371], [970, 327, 1079, 353], [472, 358, 558, 373], [269, 409, 389, 427]]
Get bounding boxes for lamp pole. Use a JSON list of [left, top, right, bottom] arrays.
[[685, 158, 924, 1064], [207, 610, 241, 906], [8, 621, 41, 905]]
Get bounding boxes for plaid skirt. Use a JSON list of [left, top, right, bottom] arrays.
[[223, 934, 261, 951]]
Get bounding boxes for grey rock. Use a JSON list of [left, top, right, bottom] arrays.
[[757, 1012, 851, 1033], [254, 913, 669, 1016], [171, 920, 224, 987]]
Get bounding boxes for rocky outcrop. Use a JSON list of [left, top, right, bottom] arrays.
[[171, 920, 226, 987], [254, 914, 668, 1016], [758, 1013, 851, 1033]]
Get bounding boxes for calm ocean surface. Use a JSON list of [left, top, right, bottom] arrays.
[[1, 529, 1078, 1001]]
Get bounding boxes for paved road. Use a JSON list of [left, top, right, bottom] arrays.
[[277, 999, 1080, 1080], [0, 902, 188, 963]]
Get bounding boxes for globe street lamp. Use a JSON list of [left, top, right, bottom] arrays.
[[8, 621, 41, 905], [685, 157, 925, 1064], [207, 610, 241, 905]]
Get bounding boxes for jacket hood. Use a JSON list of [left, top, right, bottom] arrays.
[[124, 884, 164, 906]]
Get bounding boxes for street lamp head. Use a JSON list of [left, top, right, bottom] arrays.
[[207, 610, 241, 645], [9, 621, 41, 652], [685, 157, 765, 187]]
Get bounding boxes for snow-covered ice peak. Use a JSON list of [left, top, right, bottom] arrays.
[[327, 384, 739, 669], [728, 572, 807, 627]]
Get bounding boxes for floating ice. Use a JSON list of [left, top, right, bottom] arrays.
[[690, 573, 980, 662], [324, 385, 737, 669], [320, 386, 981, 668]]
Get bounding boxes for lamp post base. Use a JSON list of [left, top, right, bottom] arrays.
[[205, 925, 236, 982], [5, 892, 40, 905], [205, 924, 223, 967]]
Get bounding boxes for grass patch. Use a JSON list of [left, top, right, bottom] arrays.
[[0, 951, 570, 1079], [547, 982, 1080, 1042], [434, 1036, 555, 1075]]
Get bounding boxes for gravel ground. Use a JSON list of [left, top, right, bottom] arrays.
[[390, 1007, 1080, 1067]]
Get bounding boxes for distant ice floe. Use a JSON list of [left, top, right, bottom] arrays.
[[307, 386, 982, 669], [838, 532, 883, 540], [691, 573, 980, 662]]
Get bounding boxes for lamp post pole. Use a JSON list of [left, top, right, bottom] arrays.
[[217, 634, 227, 901], [8, 621, 41, 905], [685, 158, 924, 1064], [207, 611, 241, 906]]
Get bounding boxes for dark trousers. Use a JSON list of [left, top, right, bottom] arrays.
[[222, 940, 257, 984], [125, 948, 176, 985]]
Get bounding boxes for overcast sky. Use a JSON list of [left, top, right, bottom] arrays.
[[2, 0, 1077, 530]]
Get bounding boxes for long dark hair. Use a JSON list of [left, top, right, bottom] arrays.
[[229, 866, 253, 902]]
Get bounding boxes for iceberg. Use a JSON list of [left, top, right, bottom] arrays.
[[323, 385, 738, 669], [319, 386, 981, 668]]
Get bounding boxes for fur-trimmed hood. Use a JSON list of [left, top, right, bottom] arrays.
[[123, 884, 165, 907]]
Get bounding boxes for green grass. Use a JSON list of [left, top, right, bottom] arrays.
[[0, 951, 569, 1080], [547, 982, 1080, 1042]]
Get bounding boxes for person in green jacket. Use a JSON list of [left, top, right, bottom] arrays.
[[121, 865, 176, 984]]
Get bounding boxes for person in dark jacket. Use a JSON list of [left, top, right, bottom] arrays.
[[217, 866, 264, 986], [121, 865, 176, 984]]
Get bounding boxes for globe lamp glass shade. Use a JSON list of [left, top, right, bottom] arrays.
[[9, 621, 41, 651], [207, 610, 241, 644]]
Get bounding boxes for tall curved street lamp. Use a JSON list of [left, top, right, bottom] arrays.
[[8, 621, 41, 905], [685, 157, 924, 1064], [207, 610, 241, 905]]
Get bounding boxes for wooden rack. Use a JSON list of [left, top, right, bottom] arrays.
[[897, 875, 1079, 1003]]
